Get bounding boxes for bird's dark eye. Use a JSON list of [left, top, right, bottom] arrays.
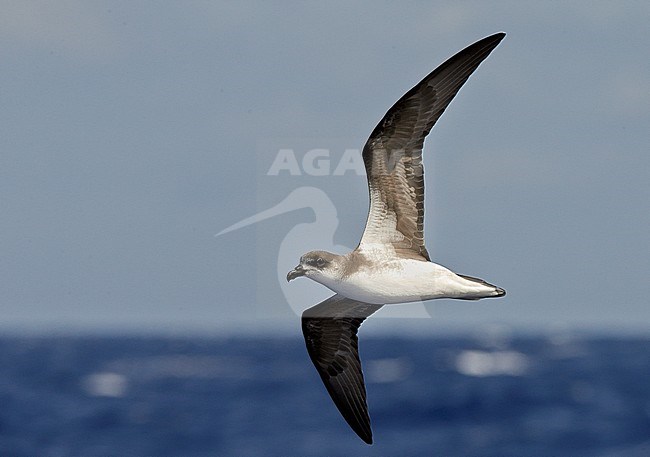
[[316, 257, 325, 267]]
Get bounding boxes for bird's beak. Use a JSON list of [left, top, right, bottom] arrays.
[[286, 265, 305, 282]]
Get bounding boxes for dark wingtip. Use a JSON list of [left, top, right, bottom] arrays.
[[350, 417, 373, 444], [481, 32, 506, 47]]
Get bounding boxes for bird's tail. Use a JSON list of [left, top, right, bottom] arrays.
[[457, 274, 506, 299]]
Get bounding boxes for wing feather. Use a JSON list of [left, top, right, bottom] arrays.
[[359, 33, 506, 260], [302, 295, 382, 444]]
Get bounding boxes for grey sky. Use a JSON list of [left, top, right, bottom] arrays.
[[1, 1, 649, 334]]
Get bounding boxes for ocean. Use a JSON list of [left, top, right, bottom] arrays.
[[1, 334, 649, 456]]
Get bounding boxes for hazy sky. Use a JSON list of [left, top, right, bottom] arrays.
[[1, 1, 649, 334]]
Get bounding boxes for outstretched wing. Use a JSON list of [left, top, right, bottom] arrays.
[[359, 33, 505, 260], [302, 294, 383, 444]]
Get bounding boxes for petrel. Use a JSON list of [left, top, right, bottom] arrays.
[[286, 33, 507, 444]]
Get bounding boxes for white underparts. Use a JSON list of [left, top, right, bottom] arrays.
[[313, 258, 502, 304]]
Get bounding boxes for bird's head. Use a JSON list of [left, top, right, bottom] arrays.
[[286, 250, 341, 282]]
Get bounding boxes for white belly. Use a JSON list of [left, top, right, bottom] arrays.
[[318, 259, 497, 304]]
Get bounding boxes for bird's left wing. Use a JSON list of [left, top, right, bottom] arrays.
[[302, 294, 383, 444], [358, 33, 505, 260]]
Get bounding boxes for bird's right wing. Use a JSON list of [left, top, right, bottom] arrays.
[[302, 294, 383, 444]]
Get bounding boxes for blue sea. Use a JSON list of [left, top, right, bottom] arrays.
[[1, 334, 649, 456]]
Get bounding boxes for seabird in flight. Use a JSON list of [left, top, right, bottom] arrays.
[[286, 33, 507, 444]]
